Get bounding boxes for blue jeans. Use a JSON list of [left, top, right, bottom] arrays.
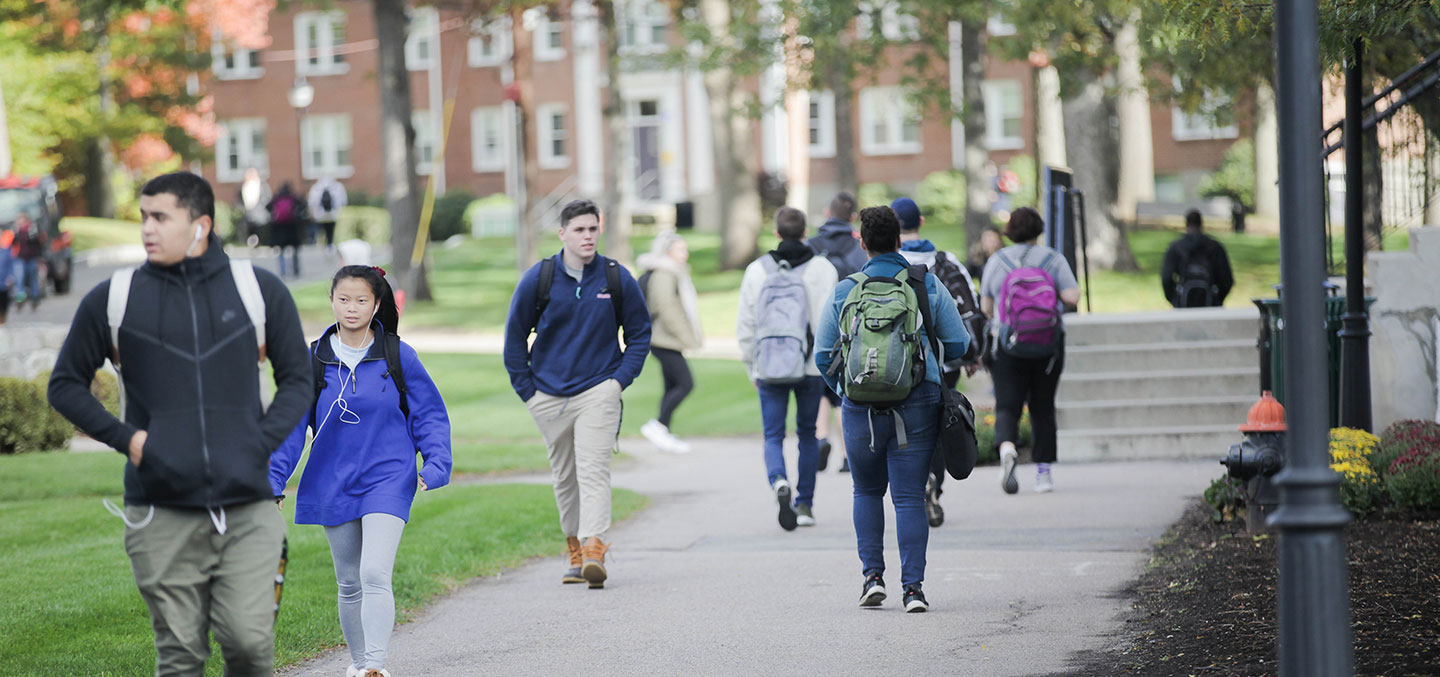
[[757, 376, 823, 506], [18, 259, 41, 302], [842, 381, 939, 587]]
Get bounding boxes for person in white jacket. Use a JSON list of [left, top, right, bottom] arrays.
[[736, 206, 839, 531], [307, 175, 348, 250]]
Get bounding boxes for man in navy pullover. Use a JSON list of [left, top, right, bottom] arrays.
[[503, 199, 651, 589]]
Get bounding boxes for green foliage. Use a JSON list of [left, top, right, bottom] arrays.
[[858, 182, 900, 210], [1386, 446, 1440, 512], [1376, 419, 1440, 477], [0, 376, 73, 454], [1199, 139, 1256, 209], [1203, 474, 1245, 523], [974, 407, 1032, 465], [1006, 155, 1039, 212], [915, 170, 966, 230], [428, 191, 476, 242], [335, 206, 391, 245]]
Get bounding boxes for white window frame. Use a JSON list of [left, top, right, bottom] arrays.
[[618, 0, 669, 55], [412, 111, 437, 175], [301, 114, 354, 180], [808, 90, 836, 159], [856, 2, 920, 41], [215, 119, 268, 183], [533, 10, 566, 62], [211, 32, 263, 80], [537, 103, 571, 170], [859, 86, 922, 156], [471, 107, 506, 173], [467, 17, 513, 67], [981, 79, 1025, 150], [1172, 86, 1240, 141], [295, 11, 348, 76], [405, 6, 439, 71]]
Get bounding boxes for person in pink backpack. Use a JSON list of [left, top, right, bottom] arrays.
[[979, 207, 1081, 494]]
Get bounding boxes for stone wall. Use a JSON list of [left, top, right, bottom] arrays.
[[0, 324, 70, 381], [1368, 226, 1440, 429]]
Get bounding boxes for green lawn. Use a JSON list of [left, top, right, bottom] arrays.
[[0, 450, 645, 675], [60, 217, 140, 252]]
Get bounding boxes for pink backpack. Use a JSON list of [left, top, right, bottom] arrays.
[[994, 246, 1062, 359]]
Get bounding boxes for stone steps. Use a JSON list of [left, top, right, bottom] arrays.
[[1056, 395, 1256, 430], [1065, 339, 1257, 374], [1059, 367, 1258, 402], [1058, 424, 1240, 462]]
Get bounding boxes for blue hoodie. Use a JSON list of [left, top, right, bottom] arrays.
[[503, 252, 652, 401], [269, 323, 452, 526], [814, 251, 971, 396]]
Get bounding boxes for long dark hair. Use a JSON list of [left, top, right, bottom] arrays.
[[331, 265, 399, 334]]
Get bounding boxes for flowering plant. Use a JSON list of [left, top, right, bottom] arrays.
[[1329, 427, 1383, 518]]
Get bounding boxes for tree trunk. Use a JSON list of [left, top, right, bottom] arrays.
[[87, 28, 116, 219], [1113, 7, 1154, 221], [1063, 71, 1137, 271], [0, 75, 12, 176], [827, 59, 857, 199], [597, 1, 632, 264], [1253, 79, 1281, 219], [1362, 121, 1383, 250], [511, 6, 545, 268], [960, 19, 989, 244], [701, 0, 762, 270], [373, 0, 429, 300]]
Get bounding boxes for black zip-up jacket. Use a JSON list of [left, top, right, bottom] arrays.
[[48, 235, 312, 508]]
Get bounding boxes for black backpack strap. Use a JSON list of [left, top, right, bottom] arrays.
[[603, 257, 625, 327], [309, 339, 325, 431], [906, 265, 943, 368], [534, 256, 557, 326], [384, 332, 409, 421]]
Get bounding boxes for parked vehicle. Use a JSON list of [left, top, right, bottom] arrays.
[[0, 175, 73, 295]]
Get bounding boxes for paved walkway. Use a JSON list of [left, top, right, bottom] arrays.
[[284, 437, 1216, 676]]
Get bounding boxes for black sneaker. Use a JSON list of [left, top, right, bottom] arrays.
[[903, 585, 928, 613], [859, 573, 886, 607], [774, 480, 797, 531], [818, 439, 832, 471], [839, 457, 850, 473], [925, 475, 944, 528]]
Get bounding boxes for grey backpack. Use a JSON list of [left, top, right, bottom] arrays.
[[752, 257, 813, 384]]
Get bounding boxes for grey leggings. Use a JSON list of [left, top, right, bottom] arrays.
[[325, 513, 406, 671]]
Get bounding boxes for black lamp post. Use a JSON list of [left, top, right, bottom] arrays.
[[1270, 1, 1355, 675], [1339, 38, 1373, 432]]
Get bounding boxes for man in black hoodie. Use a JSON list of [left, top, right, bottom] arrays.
[[806, 192, 865, 472], [1161, 209, 1235, 308], [48, 172, 311, 675]]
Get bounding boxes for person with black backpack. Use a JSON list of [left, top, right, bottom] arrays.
[[893, 197, 986, 528], [980, 207, 1081, 496], [806, 192, 866, 473], [737, 206, 838, 531], [815, 205, 971, 613], [1161, 209, 1234, 308], [269, 265, 452, 677], [308, 175, 348, 252]]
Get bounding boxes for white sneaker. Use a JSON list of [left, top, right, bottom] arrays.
[[1000, 446, 1019, 495], [346, 666, 359, 677], [663, 431, 692, 454], [641, 419, 672, 451], [1035, 464, 1053, 493]]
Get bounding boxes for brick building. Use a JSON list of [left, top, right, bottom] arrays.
[[202, 1, 1246, 228]]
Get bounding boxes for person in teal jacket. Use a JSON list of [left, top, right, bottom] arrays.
[[270, 265, 451, 677]]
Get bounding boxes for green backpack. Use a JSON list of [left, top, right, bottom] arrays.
[[827, 266, 928, 408]]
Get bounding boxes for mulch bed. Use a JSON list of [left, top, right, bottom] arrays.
[[1066, 501, 1440, 676]]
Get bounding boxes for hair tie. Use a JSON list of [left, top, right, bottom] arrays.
[[373, 266, 386, 278]]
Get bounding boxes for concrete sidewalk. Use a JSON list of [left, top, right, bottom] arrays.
[[284, 438, 1216, 676]]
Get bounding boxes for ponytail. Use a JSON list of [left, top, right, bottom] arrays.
[[331, 265, 399, 335]]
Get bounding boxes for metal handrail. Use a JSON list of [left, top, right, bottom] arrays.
[[1321, 46, 1440, 150]]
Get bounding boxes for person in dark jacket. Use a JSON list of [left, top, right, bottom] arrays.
[[47, 172, 312, 676], [268, 181, 305, 279], [1162, 209, 1234, 308], [806, 191, 865, 473], [270, 265, 451, 677], [13, 213, 46, 310], [503, 199, 651, 589]]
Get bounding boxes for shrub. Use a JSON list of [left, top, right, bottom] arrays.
[[1329, 427, 1384, 518], [335, 206, 391, 245], [1204, 474, 1245, 523], [975, 407, 1032, 465], [858, 182, 900, 210], [1199, 138, 1255, 209], [1376, 420, 1440, 477], [914, 170, 965, 231], [0, 376, 73, 453], [427, 190, 476, 242], [1386, 445, 1440, 512], [34, 369, 119, 419]]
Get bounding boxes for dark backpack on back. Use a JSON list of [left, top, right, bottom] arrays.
[[319, 188, 335, 212], [1175, 245, 1218, 308], [812, 234, 863, 278], [930, 251, 986, 362]]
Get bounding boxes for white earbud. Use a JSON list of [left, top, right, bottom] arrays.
[[193, 223, 204, 242]]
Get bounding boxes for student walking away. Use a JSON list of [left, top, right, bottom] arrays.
[[815, 206, 970, 613], [308, 175, 348, 251], [637, 231, 703, 454], [12, 213, 46, 310], [47, 172, 312, 676], [1162, 209, 1234, 308], [269, 265, 451, 677], [737, 206, 839, 531], [893, 197, 987, 528], [0, 228, 15, 324], [806, 191, 866, 473], [980, 207, 1081, 495], [238, 167, 272, 247], [503, 199, 651, 589], [966, 226, 1004, 281], [268, 182, 305, 279]]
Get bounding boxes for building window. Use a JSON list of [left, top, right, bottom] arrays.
[[211, 32, 263, 80], [537, 104, 570, 170], [406, 7, 438, 71], [295, 11, 347, 76], [1172, 87, 1239, 141], [619, 0, 669, 53], [859, 87, 921, 156], [808, 90, 836, 159], [467, 17, 512, 67], [413, 111, 437, 175], [982, 79, 1024, 150], [216, 119, 267, 182], [471, 107, 506, 172], [301, 114, 354, 179], [856, 2, 920, 41], [534, 10, 566, 61]]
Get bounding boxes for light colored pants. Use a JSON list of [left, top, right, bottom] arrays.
[[123, 500, 285, 677], [526, 379, 622, 540], [324, 513, 406, 672]]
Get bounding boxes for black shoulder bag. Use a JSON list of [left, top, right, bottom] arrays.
[[906, 265, 979, 480]]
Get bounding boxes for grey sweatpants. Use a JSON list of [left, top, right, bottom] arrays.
[[324, 513, 406, 672]]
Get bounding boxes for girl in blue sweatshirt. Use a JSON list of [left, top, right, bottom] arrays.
[[270, 265, 452, 677]]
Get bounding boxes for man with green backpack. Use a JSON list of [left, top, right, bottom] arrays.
[[814, 205, 971, 613]]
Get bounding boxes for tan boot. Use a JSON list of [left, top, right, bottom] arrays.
[[581, 537, 609, 589], [562, 536, 584, 584]]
